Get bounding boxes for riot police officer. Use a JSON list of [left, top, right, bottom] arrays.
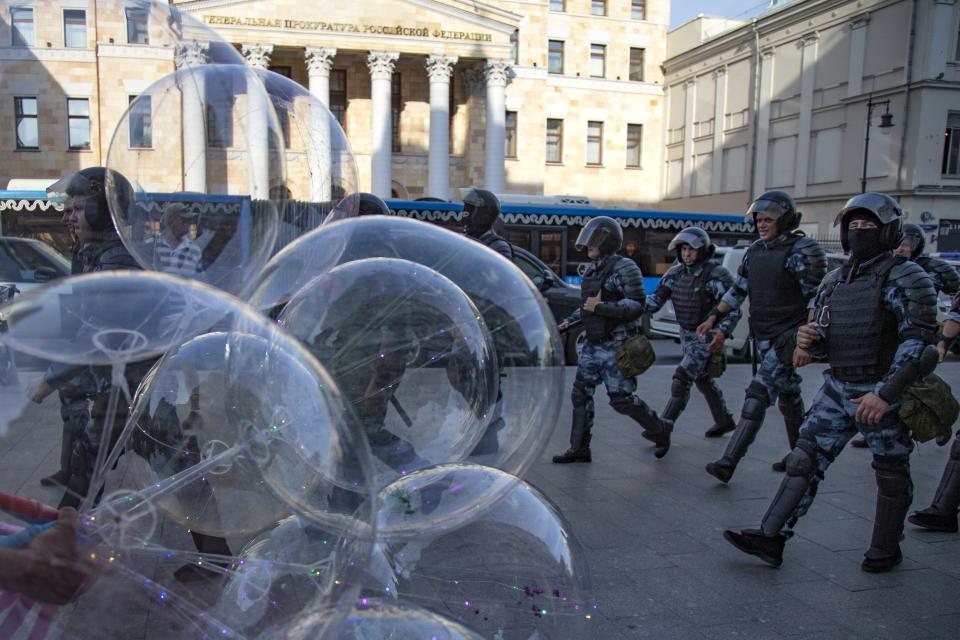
[[461, 188, 513, 261], [908, 296, 960, 533], [553, 216, 672, 462], [724, 192, 938, 573], [357, 192, 392, 217], [644, 227, 741, 437], [698, 191, 826, 483], [849, 222, 960, 448]]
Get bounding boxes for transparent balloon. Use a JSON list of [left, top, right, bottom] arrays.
[[254, 69, 360, 254], [276, 599, 486, 640], [106, 64, 285, 297], [369, 467, 597, 639], [278, 258, 498, 494], [251, 216, 565, 484]]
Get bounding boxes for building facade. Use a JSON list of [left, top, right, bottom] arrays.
[[0, 0, 667, 206], [662, 0, 960, 250]]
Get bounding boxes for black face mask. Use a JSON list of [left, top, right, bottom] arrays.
[[847, 228, 884, 261]]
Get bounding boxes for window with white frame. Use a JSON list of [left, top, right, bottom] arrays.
[[15, 97, 39, 149], [125, 7, 149, 44], [548, 40, 564, 74], [546, 119, 563, 164], [129, 95, 152, 148], [586, 121, 604, 166], [589, 44, 606, 79], [626, 124, 643, 168], [63, 9, 86, 48], [505, 111, 518, 158], [11, 7, 34, 46], [67, 98, 90, 150]]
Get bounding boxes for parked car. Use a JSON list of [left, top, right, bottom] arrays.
[[649, 246, 847, 359], [0, 237, 71, 348]]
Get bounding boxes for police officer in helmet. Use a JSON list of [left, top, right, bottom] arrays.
[[724, 192, 938, 572], [461, 188, 513, 260], [553, 216, 672, 463], [699, 190, 827, 483], [644, 227, 741, 437], [357, 192, 392, 217]]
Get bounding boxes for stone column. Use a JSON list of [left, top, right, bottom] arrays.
[[175, 41, 210, 193], [483, 59, 511, 193], [242, 44, 274, 199], [753, 49, 775, 199], [846, 16, 869, 98], [367, 51, 399, 198], [711, 67, 727, 195], [795, 34, 819, 198], [426, 54, 458, 199], [681, 79, 695, 198], [306, 47, 337, 201]]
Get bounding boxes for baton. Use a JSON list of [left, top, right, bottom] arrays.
[[389, 395, 413, 428], [750, 333, 759, 376], [0, 491, 59, 523]]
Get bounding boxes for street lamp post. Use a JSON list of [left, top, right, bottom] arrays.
[[860, 97, 895, 193]]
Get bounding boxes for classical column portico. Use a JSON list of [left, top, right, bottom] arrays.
[[426, 54, 457, 199], [306, 47, 337, 201], [241, 43, 273, 69], [368, 51, 399, 199], [483, 59, 511, 194], [175, 41, 210, 194], [241, 44, 274, 198]]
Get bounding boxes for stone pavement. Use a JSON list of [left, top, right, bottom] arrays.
[[1, 352, 959, 639]]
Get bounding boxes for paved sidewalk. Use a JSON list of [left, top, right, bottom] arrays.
[[2, 358, 959, 639]]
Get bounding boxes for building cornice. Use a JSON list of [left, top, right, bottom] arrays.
[[544, 74, 664, 96], [0, 46, 96, 62], [97, 43, 175, 61]]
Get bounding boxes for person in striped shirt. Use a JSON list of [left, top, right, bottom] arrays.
[[146, 202, 202, 277]]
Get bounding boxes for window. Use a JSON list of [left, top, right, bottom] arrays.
[[125, 7, 149, 45], [11, 7, 33, 46], [129, 95, 152, 148], [505, 111, 517, 158], [206, 93, 233, 148], [591, 0, 607, 17], [63, 9, 86, 48], [67, 98, 90, 150], [546, 119, 563, 164], [548, 40, 564, 74], [549, 0, 565, 11], [392, 73, 402, 153], [631, 0, 646, 20], [626, 124, 643, 168], [330, 70, 347, 131], [943, 112, 960, 176], [590, 44, 606, 78], [629, 48, 645, 82], [586, 121, 603, 166], [14, 97, 38, 149], [510, 29, 519, 64]]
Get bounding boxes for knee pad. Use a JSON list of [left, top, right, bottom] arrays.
[[671, 367, 694, 398], [608, 392, 634, 414], [741, 394, 768, 422], [784, 435, 817, 477]]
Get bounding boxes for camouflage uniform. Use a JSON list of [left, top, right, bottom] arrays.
[[706, 232, 826, 482], [554, 254, 670, 462], [644, 258, 742, 433]]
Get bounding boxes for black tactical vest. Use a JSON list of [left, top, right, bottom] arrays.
[[746, 237, 807, 341], [825, 257, 900, 383], [671, 265, 713, 331], [581, 257, 624, 343]]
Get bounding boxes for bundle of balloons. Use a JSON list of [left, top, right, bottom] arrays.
[[0, 2, 595, 638]]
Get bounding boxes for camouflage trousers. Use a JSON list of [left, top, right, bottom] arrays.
[[782, 371, 914, 534], [572, 338, 658, 428], [747, 338, 804, 405]]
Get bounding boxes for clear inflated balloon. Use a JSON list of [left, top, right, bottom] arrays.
[[278, 258, 497, 492], [106, 64, 285, 297], [250, 216, 565, 482], [254, 69, 360, 254], [371, 468, 597, 640], [276, 599, 486, 640]]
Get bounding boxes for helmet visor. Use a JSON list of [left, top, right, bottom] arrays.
[[835, 193, 902, 226], [575, 225, 612, 250], [46, 172, 95, 204], [668, 229, 707, 252], [746, 198, 790, 221]]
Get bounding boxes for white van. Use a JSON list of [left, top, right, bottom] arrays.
[[649, 247, 848, 359]]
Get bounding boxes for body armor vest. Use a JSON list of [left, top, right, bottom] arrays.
[[746, 237, 807, 341], [581, 257, 624, 343], [825, 257, 900, 383], [671, 264, 713, 331]]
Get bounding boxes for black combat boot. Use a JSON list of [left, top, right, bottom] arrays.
[[706, 397, 767, 483], [611, 394, 672, 459], [553, 404, 592, 463], [723, 529, 786, 567], [772, 394, 804, 472], [862, 461, 912, 573], [908, 454, 960, 533], [698, 377, 736, 438]]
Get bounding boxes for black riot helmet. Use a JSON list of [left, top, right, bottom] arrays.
[[357, 192, 392, 216], [668, 226, 715, 263], [576, 216, 623, 255], [461, 188, 501, 238], [834, 192, 903, 253], [898, 222, 925, 256], [47, 166, 131, 233], [746, 190, 801, 234]]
